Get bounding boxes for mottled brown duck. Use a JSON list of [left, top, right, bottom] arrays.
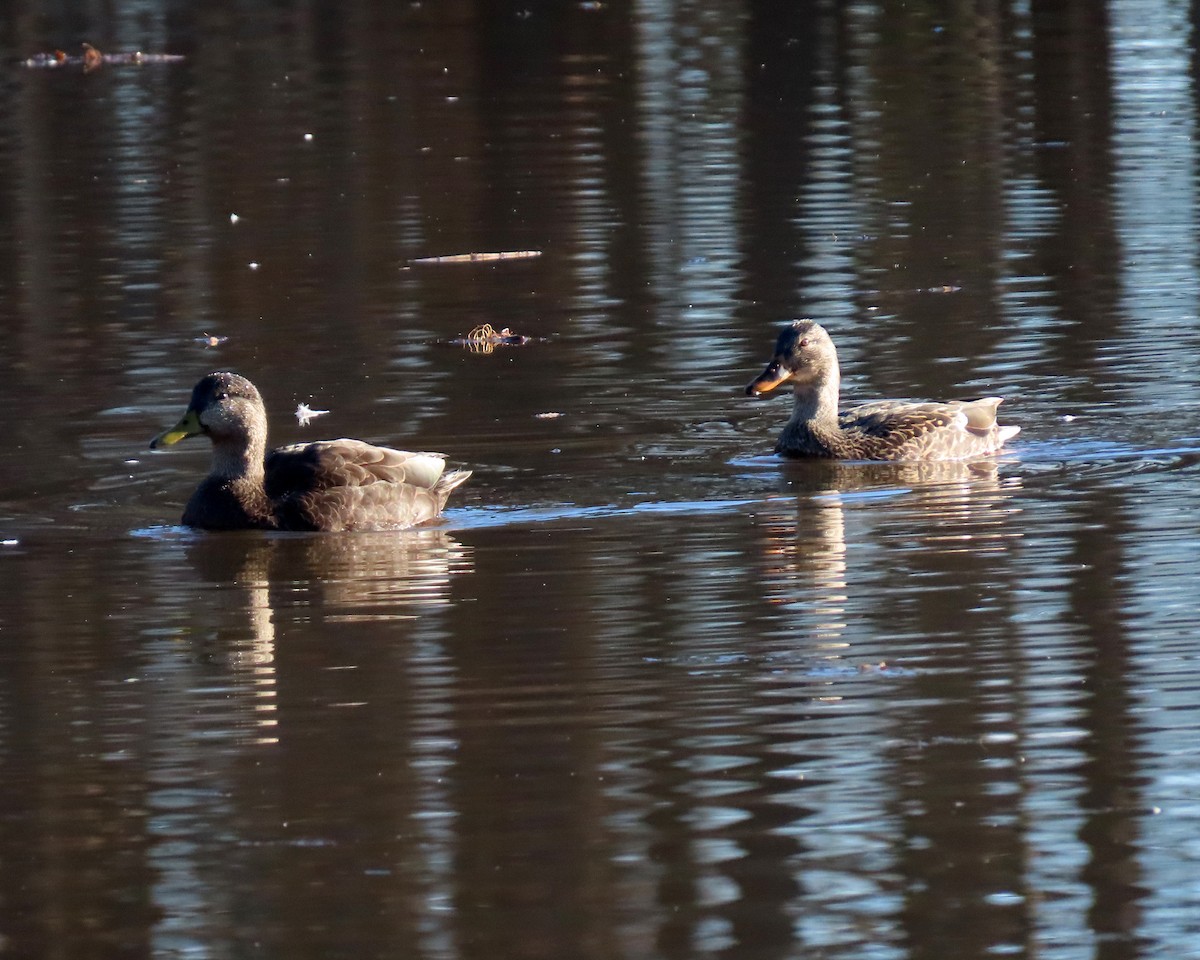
[[746, 320, 1019, 461], [150, 372, 471, 531]]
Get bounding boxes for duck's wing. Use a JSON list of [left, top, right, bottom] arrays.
[[841, 398, 1016, 460], [264, 440, 468, 531], [265, 440, 448, 498], [841, 400, 955, 436]]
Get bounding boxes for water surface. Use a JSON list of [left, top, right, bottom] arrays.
[[3, 3, 1200, 958]]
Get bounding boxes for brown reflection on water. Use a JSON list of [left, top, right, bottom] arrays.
[[0, 465, 1196, 958], [185, 530, 472, 625], [79, 529, 472, 956], [748, 463, 1034, 954], [764, 491, 850, 649], [756, 460, 1021, 655], [174, 530, 471, 748]]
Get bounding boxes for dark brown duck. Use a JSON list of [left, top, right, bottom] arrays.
[[746, 320, 1019, 461], [150, 372, 471, 531]]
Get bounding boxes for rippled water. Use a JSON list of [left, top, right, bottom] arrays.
[[3, 2, 1200, 958]]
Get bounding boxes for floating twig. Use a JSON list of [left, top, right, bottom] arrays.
[[409, 250, 542, 265], [195, 333, 228, 348], [21, 43, 185, 70]]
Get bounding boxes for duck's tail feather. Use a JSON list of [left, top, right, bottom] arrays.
[[434, 469, 472, 511]]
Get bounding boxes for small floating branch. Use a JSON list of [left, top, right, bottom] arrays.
[[408, 250, 542, 265], [21, 43, 185, 69]]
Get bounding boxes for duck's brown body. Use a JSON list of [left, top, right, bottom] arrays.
[[747, 321, 1019, 461], [153, 373, 470, 531]]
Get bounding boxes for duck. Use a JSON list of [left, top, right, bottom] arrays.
[[150, 372, 471, 531], [745, 320, 1019, 461]]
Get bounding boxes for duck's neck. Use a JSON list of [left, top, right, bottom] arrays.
[[789, 361, 841, 430], [780, 361, 843, 454], [184, 424, 276, 530], [210, 433, 267, 484]]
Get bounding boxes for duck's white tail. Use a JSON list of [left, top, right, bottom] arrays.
[[435, 469, 472, 510]]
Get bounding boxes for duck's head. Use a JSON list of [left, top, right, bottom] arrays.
[[151, 372, 266, 449], [745, 320, 837, 396]]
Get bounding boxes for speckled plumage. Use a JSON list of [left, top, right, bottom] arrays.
[[746, 320, 1019, 461], [151, 372, 470, 531]]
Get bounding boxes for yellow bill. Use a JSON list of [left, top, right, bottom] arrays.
[[150, 409, 203, 449]]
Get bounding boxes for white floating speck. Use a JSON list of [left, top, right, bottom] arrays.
[[1061, 414, 1077, 422], [229, 213, 240, 223], [534, 412, 563, 419], [296, 403, 330, 428], [248, 262, 260, 270], [1, 539, 18, 547], [303, 132, 313, 141]]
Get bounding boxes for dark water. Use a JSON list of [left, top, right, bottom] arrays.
[[4, 2, 1200, 958]]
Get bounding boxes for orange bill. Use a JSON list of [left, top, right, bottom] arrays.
[[745, 360, 793, 396]]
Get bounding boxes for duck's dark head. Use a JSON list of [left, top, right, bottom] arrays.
[[745, 320, 837, 396], [151, 372, 266, 449]]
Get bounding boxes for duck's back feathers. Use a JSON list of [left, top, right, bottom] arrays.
[[825, 397, 1018, 461], [265, 441, 470, 532], [266, 441, 446, 497]]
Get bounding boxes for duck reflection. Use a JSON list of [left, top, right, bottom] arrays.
[[277, 530, 472, 623], [181, 530, 472, 742], [186, 529, 471, 615], [756, 459, 1021, 657]]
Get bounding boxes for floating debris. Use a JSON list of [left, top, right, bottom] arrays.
[[470, 323, 530, 345], [409, 250, 542, 265], [449, 323, 535, 355], [295, 403, 330, 428], [21, 43, 185, 70], [534, 412, 564, 420], [921, 284, 962, 294], [195, 333, 228, 348]]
